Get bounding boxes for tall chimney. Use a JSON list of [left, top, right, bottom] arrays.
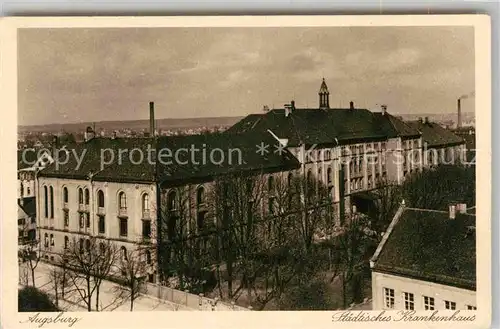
[[349, 101, 354, 110], [457, 98, 462, 129], [149, 101, 155, 137]]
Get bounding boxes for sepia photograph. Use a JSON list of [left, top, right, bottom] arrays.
[[0, 15, 491, 329]]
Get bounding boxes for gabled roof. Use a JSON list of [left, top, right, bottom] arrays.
[[39, 132, 300, 184], [406, 120, 465, 148], [227, 108, 421, 146], [371, 206, 476, 290]]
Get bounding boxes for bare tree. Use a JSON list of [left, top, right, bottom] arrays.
[[18, 240, 41, 287], [117, 247, 148, 311], [63, 237, 118, 311]]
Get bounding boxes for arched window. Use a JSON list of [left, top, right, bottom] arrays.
[[121, 246, 128, 261], [118, 192, 127, 211], [327, 167, 332, 185], [97, 190, 105, 208], [49, 186, 54, 218], [79, 238, 84, 253], [167, 191, 177, 212], [50, 234, 54, 246], [63, 187, 69, 204], [84, 189, 89, 205], [318, 167, 322, 182], [142, 194, 150, 213], [196, 186, 205, 206], [145, 250, 152, 264], [64, 236, 69, 249], [268, 176, 274, 193], [43, 186, 48, 218], [99, 242, 105, 255], [85, 239, 90, 252], [44, 233, 48, 247], [78, 188, 83, 205]]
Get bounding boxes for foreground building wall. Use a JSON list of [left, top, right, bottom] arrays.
[[371, 271, 476, 311]]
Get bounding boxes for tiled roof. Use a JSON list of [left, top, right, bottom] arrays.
[[406, 120, 465, 148], [373, 112, 421, 138], [39, 132, 300, 184], [18, 150, 39, 170], [227, 108, 420, 146], [372, 207, 476, 290]]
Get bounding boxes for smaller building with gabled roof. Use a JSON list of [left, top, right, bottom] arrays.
[[370, 201, 476, 311]]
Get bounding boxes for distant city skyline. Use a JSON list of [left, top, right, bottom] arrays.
[[18, 26, 475, 126]]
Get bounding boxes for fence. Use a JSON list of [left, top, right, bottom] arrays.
[[143, 282, 250, 311]]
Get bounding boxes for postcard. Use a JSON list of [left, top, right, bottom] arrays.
[[0, 15, 491, 329]]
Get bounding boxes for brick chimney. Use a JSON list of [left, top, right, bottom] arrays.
[[149, 101, 155, 137], [381, 104, 387, 115]]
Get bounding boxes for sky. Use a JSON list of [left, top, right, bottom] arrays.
[[18, 26, 475, 126]]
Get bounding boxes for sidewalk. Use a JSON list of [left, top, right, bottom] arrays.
[[20, 261, 194, 311]]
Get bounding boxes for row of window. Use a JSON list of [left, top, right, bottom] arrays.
[[384, 288, 476, 310], [44, 186, 151, 217], [43, 233, 153, 265]]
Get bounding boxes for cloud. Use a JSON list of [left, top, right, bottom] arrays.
[[18, 26, 474, 125]]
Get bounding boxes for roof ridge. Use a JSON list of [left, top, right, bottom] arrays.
[[370, 203, 406, 267]]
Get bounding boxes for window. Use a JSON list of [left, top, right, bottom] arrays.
[[79, 213, 84, 228], [119, 218, 128, 237], [44, 233, 49, 248], [467, 305, 477, 310], [79, 238, 84, 253], [318, 167, 322, 182], [404, 292, 414, 310], [268, 176, 274, 193], [327, 167, 332, 185], [98, 215, 105, 234], [97, 190, 105, 208], [63, 187, 69, 205], [27, 187, 31, 195], [145, 250, 152, 264], [85, 213, 90, 228], [142, 193, 150, 217], [49, 186, 54, 218], [121, 246, 128, 261], [196, 187, 205, 206], [63, 209, 69, 227], [20, 182, 24, 197], [167, 191, 176, 211], [384, 288, 395, 309], [84, 188, 89, 205], [78, 188, 83, 205], [44, 186, 48, 218], [99, 243, 105, 255], [445, 301, 456, 310], [423, 296, 435, 310], [50, 234, 54, 246], [64, 236, 69, 249], [119, 191, 127, 214], [142, 219, 151, 239], [85, 239, 90, 252]]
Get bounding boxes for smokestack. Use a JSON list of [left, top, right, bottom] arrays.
[[149, 101, 155, 137], [457, 98, 462, 129], [349, 101, 354, 110]]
